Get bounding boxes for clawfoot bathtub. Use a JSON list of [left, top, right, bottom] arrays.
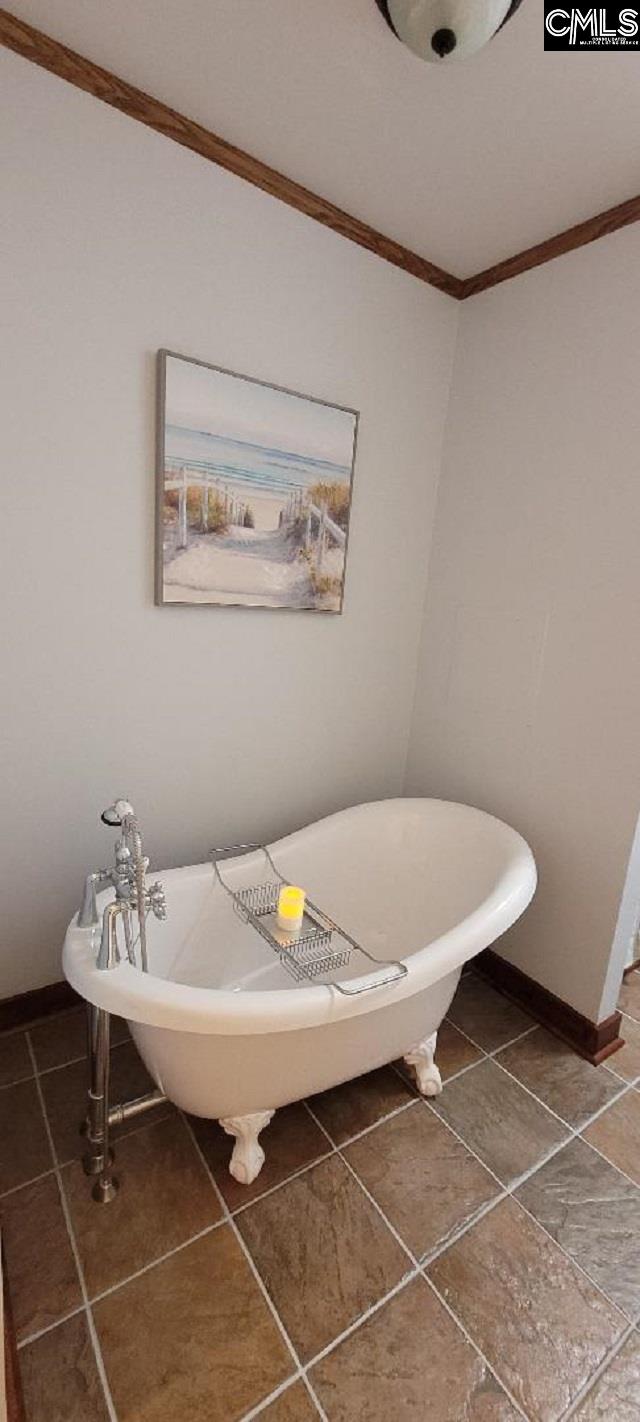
[[63, 798, 536, 1190]]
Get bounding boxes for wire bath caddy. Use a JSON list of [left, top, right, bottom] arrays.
[[212, 845, 408, 996]]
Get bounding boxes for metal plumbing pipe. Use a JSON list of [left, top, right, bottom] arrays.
[[108, 1088, 167, 1128]]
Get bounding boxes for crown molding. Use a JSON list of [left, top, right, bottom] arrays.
[[462, 192, 640, 298], [0, 8, 464, 299], [2, 8, 640, 303]]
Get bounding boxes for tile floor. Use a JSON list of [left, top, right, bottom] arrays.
[[2, 970, 640, 1421]]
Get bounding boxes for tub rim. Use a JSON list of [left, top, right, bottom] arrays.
[[62, 797, 537, 1035]]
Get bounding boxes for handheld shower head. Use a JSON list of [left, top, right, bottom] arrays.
[[101, 799, 136, 827]]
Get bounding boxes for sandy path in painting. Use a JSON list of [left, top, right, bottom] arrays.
[[212, 482, 289, 533], [164, 525, 314, 606]]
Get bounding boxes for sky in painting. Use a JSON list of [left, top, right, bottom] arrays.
[[165, 355, 356, 466]]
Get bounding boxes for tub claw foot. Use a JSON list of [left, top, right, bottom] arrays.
[[219, 1111, 275, 1185], [404, 1032, 442, 1097]]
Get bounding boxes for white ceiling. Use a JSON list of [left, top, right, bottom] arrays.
[[9, 0, 640, 276]]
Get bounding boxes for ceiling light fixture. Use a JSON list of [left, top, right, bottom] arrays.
[[374, 0, 526, 62]]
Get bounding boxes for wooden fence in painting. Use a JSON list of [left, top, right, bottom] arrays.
[[165, 462, 346, 574], [281, 490, 346, 575], [165, 463, 251, 548]]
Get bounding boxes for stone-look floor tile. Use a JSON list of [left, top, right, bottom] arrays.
[[428, 1197, 624, 1422], [30, 1006, 129, 1072], [311, 1275, 520, 1420], [608, 1015, 640, 1083], [237, 1154, 408, 1362], [259, 1381, 319, 1420], [41, 1039, 173, 1164], [516, 1137, 640, 1317], [619, 971, 640, 1024], [94, 1225, 291, 1421], [0, 1030, 32, 1087], [19, 1312, 110, 1422], [435, 1018, 486, 1078], [1, 1174, 81, 1341], [431, 1057, 567, 1185], [572, 1333, 640, 1419], [308, 1066, 414, 1145], [583, 1091, 640, 1186], [62, 1115, 221, 1297], [0, 1079, 52, 1194], [344, 1102, 499, 1259], [396, 1019, 484, 1089], [447, 975, 534, 1052], [188, 1101, 328, 1210], [497, 1027, 622, 1127]]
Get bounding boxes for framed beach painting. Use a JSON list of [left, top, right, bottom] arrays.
[[156, 350, 359, 612]]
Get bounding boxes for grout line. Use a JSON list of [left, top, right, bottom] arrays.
[[303, 1267, 420, 1372], [9, 995, 634, 1419], [0, 1035, 134, 1090], [421, 1271, 529, 1420], [442, 1001, 538, 1061], [231, 1148, 336, 1217], [559, 1320, 638, 1420], [242, 1273, 426, 1419], [421, 1090, 637, 1325], [435, 1056, 483, 1086], [36, 1036, 131, 1079], [304, 1073, 528, 1421], [393, 1052, 483, 1095], [17, 1303, 86, 1351], [88, 1217, 227, 1306], [0, 1071, 37, 1091], [566, 1080, 634, 1133], [419, 1189, 508, 1269], [576, 1128, 640, 1196], [239, 1374, 305, 1422], [308, 1088, 506, 1233], [603, 1018, 640, 1087], [605, 1063, 640, 1087], [418, 1100, 504, 1191], [52, 1103, 176, 1174], [300, 1374, 328, 1422], [294, 1375, 327, 1421], [439, 1016, 489, 1055], [0, 1013, 79, 1042], [490, 1052, 631, 1130], [440, 1008, 534, 1060], [304, 1101, 417, 1267], [489, 1023, 539, 1054], [180, 1111, 326, 1421], [25, 1032, 119, 1422], [231, 1089, 430, 1222], [0, 1165, 57, 1200], [330, 1094, 419, 1149]]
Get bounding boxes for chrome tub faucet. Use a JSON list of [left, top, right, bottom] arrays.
[[78, 799, 167, 972], [78, 800, 168, 1203]]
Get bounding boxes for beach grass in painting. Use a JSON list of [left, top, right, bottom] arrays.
[[156, 351, 358, 611]]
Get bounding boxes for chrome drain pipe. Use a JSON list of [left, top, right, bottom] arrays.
[[108, 1088, 167, 1129]]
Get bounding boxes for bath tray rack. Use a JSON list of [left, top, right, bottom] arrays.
[[212, 845, 408, 995]]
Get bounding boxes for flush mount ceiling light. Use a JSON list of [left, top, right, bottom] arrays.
[[374, 0, 526, 61]]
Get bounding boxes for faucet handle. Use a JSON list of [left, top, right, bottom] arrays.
[[148, 882, 167, 920], [78, 869, 113, 928]]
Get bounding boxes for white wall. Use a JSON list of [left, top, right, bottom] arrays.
[[406, 225, 640, 1022], [0, 49, 458, 997]]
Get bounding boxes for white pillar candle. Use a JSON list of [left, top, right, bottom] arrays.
[[277, 885, 305, 933]]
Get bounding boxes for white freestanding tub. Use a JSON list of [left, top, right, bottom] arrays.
[[63, 798, 536, 1182]]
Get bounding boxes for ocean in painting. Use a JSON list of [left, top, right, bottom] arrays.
[[165, 424, 353, 497], [159, 354, 358, 613]]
